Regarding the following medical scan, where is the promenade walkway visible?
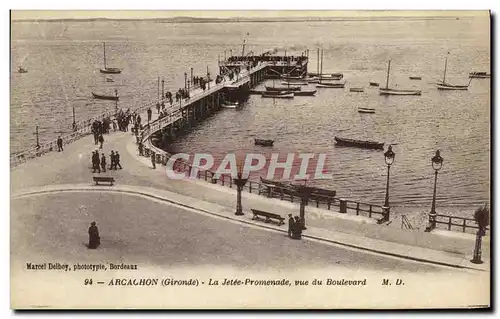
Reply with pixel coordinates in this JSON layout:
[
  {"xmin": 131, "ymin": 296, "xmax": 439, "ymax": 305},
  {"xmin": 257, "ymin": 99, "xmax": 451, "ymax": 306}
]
[
  {"xmin": 11, "ymin": 105, "xmax": 490, "ymax": 272},
  {"xmin": 10, "ymin": 61, "xmax": 489, "ymax": 273}
]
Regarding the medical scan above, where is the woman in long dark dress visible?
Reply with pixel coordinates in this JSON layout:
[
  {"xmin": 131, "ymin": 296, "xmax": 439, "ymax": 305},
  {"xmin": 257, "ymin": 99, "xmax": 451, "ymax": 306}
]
[
  {"xmin": 88, "ymin": 222, "xmax": 100, "ymax": 249},
  {"xmin": 292, "ymin": 216, "xmax": 302, "ymax": 240}
]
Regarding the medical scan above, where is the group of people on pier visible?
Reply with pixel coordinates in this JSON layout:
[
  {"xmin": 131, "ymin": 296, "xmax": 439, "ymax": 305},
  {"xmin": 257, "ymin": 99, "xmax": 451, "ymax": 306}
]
[{"xmin": 91, "ymin": 150, "xmax": 122, "ymax": 173}]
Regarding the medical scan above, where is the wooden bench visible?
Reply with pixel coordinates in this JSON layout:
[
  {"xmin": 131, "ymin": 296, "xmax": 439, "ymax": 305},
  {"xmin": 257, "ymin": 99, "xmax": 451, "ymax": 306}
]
[
  {"xmin": 93, "ymin": 176, "xmax": 115, "ymax": 186},
  {"xmin": 251, "ymin": 209, "xmax": 285, "ymax": 226}
]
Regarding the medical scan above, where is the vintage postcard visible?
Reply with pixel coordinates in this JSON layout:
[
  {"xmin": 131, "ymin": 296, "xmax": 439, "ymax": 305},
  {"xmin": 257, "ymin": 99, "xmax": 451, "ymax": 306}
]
[{"xmin": 10, "ymin": 10, "xmax": 490, "ymax": 309}]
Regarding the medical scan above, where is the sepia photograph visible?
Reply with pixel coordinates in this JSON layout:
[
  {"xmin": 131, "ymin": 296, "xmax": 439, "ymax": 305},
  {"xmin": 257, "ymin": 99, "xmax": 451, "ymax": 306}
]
[{"xmin": 9, "ymin": 9, "xmax": 491, "ymax": 309}]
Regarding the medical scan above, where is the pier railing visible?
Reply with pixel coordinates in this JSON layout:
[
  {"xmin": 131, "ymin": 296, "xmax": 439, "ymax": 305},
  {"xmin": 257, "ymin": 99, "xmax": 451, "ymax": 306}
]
[
  {"xmin": 141, "ymin": 63, "xmax": 268, "ymax": 142},
  {"xmin": 435, "ymin": 214, "xmax": 489, "ymax": 234},
  {"xmin": 139, "ymin": 136, "xmax": 386, "ymax": 221},
  {"xmin": 10, "ymin": 99, "xmax": 159, "ymax": 168}
]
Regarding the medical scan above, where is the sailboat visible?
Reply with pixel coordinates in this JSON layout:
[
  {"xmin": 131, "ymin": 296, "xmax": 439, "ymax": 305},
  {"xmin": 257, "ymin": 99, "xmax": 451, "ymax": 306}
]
[
  {"xmin": 436, "ymin": 54, "xmax": 471, "ymax": 90},
  {"xmin": 99, "ymin": 42, "xmax": 121, "ymax": 74},
  {"xmin": 316, "ymin": 49, "xmax": 345, "ymax": 88},
  {"xmin": 379, "ymin": 60, "xmax": 421, "ymax": 95}
]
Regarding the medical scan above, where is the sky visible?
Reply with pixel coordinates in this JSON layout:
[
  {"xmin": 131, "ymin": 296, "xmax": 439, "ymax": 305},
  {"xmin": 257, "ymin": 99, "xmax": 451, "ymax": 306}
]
[{"xmin": 11, "ymin": 10, "xmax": 489, "ymax": 20}]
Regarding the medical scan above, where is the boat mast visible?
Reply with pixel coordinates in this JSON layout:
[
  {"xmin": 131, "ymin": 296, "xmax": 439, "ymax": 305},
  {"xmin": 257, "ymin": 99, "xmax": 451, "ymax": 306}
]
[
  {"xmin": 385, "ymin": 60, "xmax": 391, "ymax": 89},
  {"xmin": 241, "ymin": 39, "xmax": 246, "ymax": 57},
  {"xmin": 443, "ymin": 53, "xmax": 449, "ymax": 84},
  {"xmin": 103, "ymin": 42, "xmax": 107, "ymax": 70},
  {"xmin": 317, "ymin": 48, "xmax": 320, "ymax": 76},
  {"xmin": 320, "ymin": 49, "xmax": 324, "ymax": 84}
]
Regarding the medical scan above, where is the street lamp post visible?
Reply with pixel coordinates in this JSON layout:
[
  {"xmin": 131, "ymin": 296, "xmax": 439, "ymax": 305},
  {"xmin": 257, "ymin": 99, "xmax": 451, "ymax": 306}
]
[
  {"xmin": 295, "ymin": 186, "xmax": 315, "ymax": 230},
  {"xmin": 114, "ymin": 89, "xmax": 118, "ymax": 113},
  {"xmin": 184, "ymin": 72, "xmax": 187, "ymax": 90},
  {"xmin": 35, "ymin": 125, "xmax": 40, "ymax": 149},
  {"xmin": 380, "ymin": 145, "xmax": 395, "ymax": 223},
  {"xmin": 471, "ymin": 205, "xmax": 489, "ymax": 264},
  {"xmin": 72, "ymin": 106, "xmax": 76, "ymax": 131},
  {"xmin": 161, "ymin": 78, "xmax": 165, "ymax": 101},
  {"xmin": 233, "ymin": 161, "xmax": 248, "ymax": 216},
  {"xmin": 425, "ymin": 150, "xmax": 444, "ymax": 232}
]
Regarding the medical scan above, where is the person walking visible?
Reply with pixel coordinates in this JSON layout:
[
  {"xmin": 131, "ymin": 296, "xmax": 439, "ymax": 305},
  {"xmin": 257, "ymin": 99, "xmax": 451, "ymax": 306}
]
[
  {"xmin": 98, "ymin": 134, "xmax": 104, "ymax": 149},
  {"xmin": 100, "ymin": 153, "xmax": 107, "ymax": 173},
  {"xmin": 109, "ymin": 151, "xmax": 115, "ymax": 170},
  {"xmin": 147, "ymin": 107, "xmax": 152, "ymax": 123},
  {"xmin": 292, "ymin": 216, "xmax": 302, "ymax": 240},
  {"xmin": 57, "ymin": 136, "xmax": 63, "ymax": 152},
  {"xmin": 151, "ymin": 151, "xmax": 156, "ymax": 169},
  {"xmin": 92, "ymin": 151, "xmax": 100, "ymax": 173},
  {"xmin": 115, "ymin": 151, "xmax": 122, "ymax": 169},
  {"xmin": 288, "ymin": 214, "xmax": 294, "ymax": 238},
  {"xmin": 88, "ymin": 221, "xmax": 100, "ymax": 249}
]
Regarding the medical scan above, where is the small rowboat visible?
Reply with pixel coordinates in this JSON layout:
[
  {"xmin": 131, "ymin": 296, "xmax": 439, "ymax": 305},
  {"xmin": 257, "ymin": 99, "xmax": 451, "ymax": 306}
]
[
  {"xmin": 358, "ymin": 107, "xmax": 375, "ymax": 114},
  {"xmin": 409, "ymin": 76, "xmax": 422, "ymax": 80},
  {"xmin": 106, "ymin": 77, "xmax": 114, "ymax": 82},
  {"xmin": 92, "ymin": 92, "xmax": 119, "ymax": 101},
  {"xmin": 334, "ymin": 136, "xmax": 384, "ymax": 150},
  {"xmin": 369, "ymin": 82, "xmax": 379, "ymax": 86},
  {"xmin": 254, "ymin": 139, "xmax": 274, "ymax": 147},
  {"xmin": 265, "ymin": 86, "xmax": 301, "ymax": 92},
  {"xmin": 262, "ymin": 92, "xmax": 294, "ymax": 98},
  {"xmin": 281, "ymin": 81, "xmax": 308, "ymax": 86},
  {"xmin": 469, "ymin": 72, "xmax": 490, "ymax": 79},
  {"xmin": 293, "ymin": 90, "xmax": 316, "ymax": 96},
  {"xmin": 260, "ymin": 177, "xmax": 289, "ymax": 187},
  {"xmin": 222, "ymin": 101, "xmax": 239, "ymax": 108},
  {"xmin": 316, "ymin": 82, "xmax": 345, "ymax": 88},
  {"xmin": 280, "ymin": 75, "xmax": 304, "ymax": 80},
  {"xmin": 350, "ymin": 88, "xmax": 364, "ymax": 92}
]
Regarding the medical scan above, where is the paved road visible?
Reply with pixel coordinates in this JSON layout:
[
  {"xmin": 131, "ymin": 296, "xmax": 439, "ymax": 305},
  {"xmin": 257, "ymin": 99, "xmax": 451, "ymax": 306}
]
[{"xmin": 11, "ymin": 192, "xmax": 447, "ymax": 272}]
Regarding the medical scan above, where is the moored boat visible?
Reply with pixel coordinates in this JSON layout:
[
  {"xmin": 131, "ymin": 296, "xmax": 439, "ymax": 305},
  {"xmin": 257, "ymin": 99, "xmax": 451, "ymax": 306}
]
[
  {"xmin": 379, "ymin": 88, "xmax": 421, "ymax": 95},
  {"xmin": 262, "ymin": 92, "xmax": 294, "ymax": 98},
  {"xmin": 379, "ymin": 61, "xmax": 421, "ymax": 96},
  {"xmin": 260, "ymin": 177, "xmax": 289, "ymax": 187},
  {"xmin": 281, "ymin": 81, "xmax": 308, "ymax": 86},
  {"xmin": 106, "ymin": 77, "xmax": 114, "ymax": 82},
  {"xmin": 435, "ymin": 53, "xmax": 471, "ymax": 90},
  {"xmin": 436, "ymin": 82, "xmax": 470, "ymax": 90},
  {"xmin": 316, "ymin": 82, "xmax": 345, "ymax": 88},
  {"xmin": 280, "ymin": 74, "xmax": 305, "ymax": 80},
  {"xmin": 222, "ymin": 101, "xmax": 240, "ymax": 108},
  {"xmin": 254, "ymin": 139, "xmax": 274, "ymax": 147},
  {"xmin": 293, "ymin": 90, "xmax": 317, "ymax": 96},
  {"xmin": 409, "ymin": 76, "xmax": 422, "ymax": 80},
  {"xmin": 334, "ymin": 136, "xmax": 384, "ymax": 150},
  {"xmin": 369, "ymin": 82, "xmax": 379, "ymax": 86},
  {"xmin": 92, "ymin": 91, "xmax": 119, "ymax": 101},
  {"xmin": 469, "ymin": 72, "xmax": 491, "ymax": 78},
  {"xmin": 99, "ymin": 42, "xmax": 122, "ymax": 74},
  {"xmin": 18, "ymin": 67, "xmax": 28, "ymax": 73},
  {"xmin": 350, "ymin": 88, "xmax": 364, "ymax": 92},
  {"xmin": 358, "ymin": 107, "xmax": 375, "ymax": 114},
  {"xmin": 265, "ymin": 86, "xmax": 301, "ymax": 92}
]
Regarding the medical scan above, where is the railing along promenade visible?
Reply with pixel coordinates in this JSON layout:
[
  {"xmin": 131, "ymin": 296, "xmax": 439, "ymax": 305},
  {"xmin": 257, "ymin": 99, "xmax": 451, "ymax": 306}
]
[
  {"xmin": 10, "ymin": 99, "xmax": 162, "ymax": 168},
  {"xmin": 137, "ymin": 62, "xmax": 387, "ymax": 222}
]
